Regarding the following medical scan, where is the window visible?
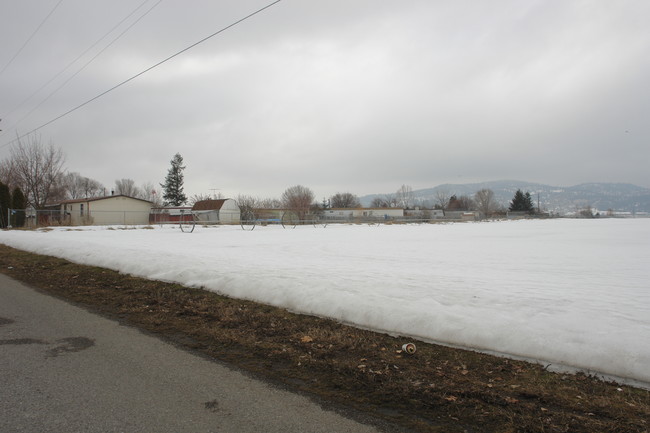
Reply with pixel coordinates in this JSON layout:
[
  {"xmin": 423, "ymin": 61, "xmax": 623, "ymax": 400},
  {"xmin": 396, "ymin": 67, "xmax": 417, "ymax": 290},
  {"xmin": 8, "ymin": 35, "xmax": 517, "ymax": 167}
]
[{"xmin": 80, "ymin": 204, "xmax": 84, "ymax": 216}]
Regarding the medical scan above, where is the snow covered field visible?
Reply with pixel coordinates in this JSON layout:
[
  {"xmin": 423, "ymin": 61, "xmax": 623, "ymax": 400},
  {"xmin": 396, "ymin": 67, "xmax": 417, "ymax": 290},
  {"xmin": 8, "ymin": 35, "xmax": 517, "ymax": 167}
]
[{"xmin": 1, "ymin": 218, "xmax": 649, "ymax": 386}]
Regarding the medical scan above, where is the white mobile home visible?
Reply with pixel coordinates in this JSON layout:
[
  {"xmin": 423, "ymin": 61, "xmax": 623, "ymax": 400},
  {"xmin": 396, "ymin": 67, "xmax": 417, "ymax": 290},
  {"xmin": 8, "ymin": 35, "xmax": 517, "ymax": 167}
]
[{"xmin": 323, "ymin": 207, "xmax": 404, "ymax": 221}]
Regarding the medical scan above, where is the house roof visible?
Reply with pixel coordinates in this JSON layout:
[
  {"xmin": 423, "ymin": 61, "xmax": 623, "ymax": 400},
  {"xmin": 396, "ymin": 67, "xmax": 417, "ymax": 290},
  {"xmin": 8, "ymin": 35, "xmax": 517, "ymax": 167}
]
[
  {"xmin": 60, "ymin": 195, "xmax": 153, "ymax": 205},
  {"xmin": 192, "ymin": 199, "xmax": 230, "ymax": 211}
]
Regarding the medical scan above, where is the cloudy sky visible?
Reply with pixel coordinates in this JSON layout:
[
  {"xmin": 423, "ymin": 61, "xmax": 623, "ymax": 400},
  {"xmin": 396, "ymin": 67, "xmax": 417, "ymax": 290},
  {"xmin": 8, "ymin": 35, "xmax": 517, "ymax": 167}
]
[{"xmin": 1, "ymin": 0, "xmax": 649, "ymax": 201}]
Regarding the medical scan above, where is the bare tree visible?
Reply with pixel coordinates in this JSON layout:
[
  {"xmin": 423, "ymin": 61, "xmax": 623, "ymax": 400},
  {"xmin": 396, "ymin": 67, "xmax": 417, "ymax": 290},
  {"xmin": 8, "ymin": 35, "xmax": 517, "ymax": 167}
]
[
  {"xmin": 370, "ymin": 197, "xmax": 387, "ymax": 208},
  {"xmin": 231, "ymin": 194, "xmax": 258, "ymax": 220},
  {"xmin": 330, "ymin": 192, "xmax": 360, "ymax": 208},
  {"xmin": 435, "ymin": 188, "xmax": 452, "ymax": 211},
  {"xmin": 81, "ymin": 176, "xmax": 104, "ymax": 199},
  {"xmin": 395, "ymin": 184, "xmax": 414, "ymax": 209},
  {"xmin": 140, "ymin": 181, "xmax": 162, "ymax": 206},
  {"xmin": 281, "ymin": 185, "xmax": 315, "ymax": 221},
  {"xmin": 235, "ymin": 194, "xmax": 259, "ymax": 209},
  {"xmin": 114, "ymin": 178, "xmax": 141, "ymax": 197},
  {"xmin": 62, "ymin": 172, "xmax": 104, "ymax": 200},
  {"xmin": 448, "ymin": 194, "xmax": 474, "ymax": 211},
  {"xmin": 4, "ymin": 135, "xmax": 65, "ymax": 208},
  {"xmin": 474, "ymin": 188, "xmax": 496, "ymax": 219},
  {"xmin": 259, "ymin": 197, "xmax": 282, "ymax": 209},
  {"xmin": 62, "ymin": 173, "xmax": 83, "ymax": 199},
  {"xmin": 577, "ymin": 203, "xmax": 595, "ymax": 218},
  {"xmin": 370, "ymin": 194, "xmax": 397, "ymax": 208}
]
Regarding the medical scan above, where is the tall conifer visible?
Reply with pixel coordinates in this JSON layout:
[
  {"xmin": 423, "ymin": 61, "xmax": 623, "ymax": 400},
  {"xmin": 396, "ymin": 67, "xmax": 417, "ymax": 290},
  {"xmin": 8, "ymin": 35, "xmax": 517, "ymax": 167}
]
[
  {"xmin": 161, "ymin": 153, "xmax": 187, "ymax": 206},
  {"xmin": 509, "ymin": 189, "xmax": 534, "ymax": 213},
  {"xmin": 11, "ymin": 187, "xmax": 27, "ymax": 227}
]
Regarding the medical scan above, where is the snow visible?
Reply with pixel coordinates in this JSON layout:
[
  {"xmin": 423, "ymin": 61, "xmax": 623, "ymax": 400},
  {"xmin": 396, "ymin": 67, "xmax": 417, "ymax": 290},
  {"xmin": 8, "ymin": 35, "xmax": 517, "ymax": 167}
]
[{"xmin": 2, "ymin": 219, "xmax": 649, "ymax": 387}]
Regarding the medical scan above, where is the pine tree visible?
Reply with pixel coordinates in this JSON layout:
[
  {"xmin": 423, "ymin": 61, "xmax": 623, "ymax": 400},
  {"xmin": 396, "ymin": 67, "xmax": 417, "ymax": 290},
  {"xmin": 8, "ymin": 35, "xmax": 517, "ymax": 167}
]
[
  {"xmin": 160, "ymin": 153, "xmax": 187, "ymax": 206},
  {"xmin": 11, "ymin": 187, "xmax": 27, "ymax": 227},
  {"xmin": 509, "ymin": 189, "xmax": 535, "ymax": 213},
  {"xmin": 524, "ymin": 192, "xmax": 535, "ymax": 213},
  {"xmin": 0, "ymin": 181, "xmax": 11, "ymax": 228}
]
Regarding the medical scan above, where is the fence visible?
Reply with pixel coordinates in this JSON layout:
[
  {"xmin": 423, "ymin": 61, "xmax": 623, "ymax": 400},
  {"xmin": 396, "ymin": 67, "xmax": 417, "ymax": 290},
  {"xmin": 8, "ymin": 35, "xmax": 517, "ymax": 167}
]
[
  {"xmin": 3, "ymin": 208, "xmax": 536, "ymax": 230},
  {"xmin": 149, "ymin": 209, "xmax": 197, "ymax": 226},
  {"xmin": 4, "ymin": 209, "xmax": 152, "ymax": 228}
]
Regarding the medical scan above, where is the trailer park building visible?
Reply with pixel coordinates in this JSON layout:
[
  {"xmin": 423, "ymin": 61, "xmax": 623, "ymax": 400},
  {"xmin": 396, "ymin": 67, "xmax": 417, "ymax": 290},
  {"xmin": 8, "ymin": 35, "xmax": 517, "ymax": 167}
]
[
  {"xmin": 322, "ymin": 207, "xmax": 405, "ymax": 221},
  {"xmin": 61, "ymin": 195, "xmax": 153, "ymax": 225}
]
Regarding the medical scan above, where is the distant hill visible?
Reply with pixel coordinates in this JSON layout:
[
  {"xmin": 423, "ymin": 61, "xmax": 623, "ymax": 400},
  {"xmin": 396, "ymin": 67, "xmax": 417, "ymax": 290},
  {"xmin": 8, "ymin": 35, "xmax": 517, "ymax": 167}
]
[{"xmin": 359, "ymin": 181, "xmax": 650, "ymax": 215}]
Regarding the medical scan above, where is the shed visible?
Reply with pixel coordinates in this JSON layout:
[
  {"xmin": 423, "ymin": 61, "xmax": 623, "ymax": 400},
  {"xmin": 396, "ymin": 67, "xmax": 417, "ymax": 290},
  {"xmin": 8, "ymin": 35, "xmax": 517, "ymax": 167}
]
[
  {"xmin": 192, "ymin": 199, "xmax": 240, "ymax": 224},
  {"xmin": 60, "ymin": 195, "xmax": 153, "ymax": 225}
]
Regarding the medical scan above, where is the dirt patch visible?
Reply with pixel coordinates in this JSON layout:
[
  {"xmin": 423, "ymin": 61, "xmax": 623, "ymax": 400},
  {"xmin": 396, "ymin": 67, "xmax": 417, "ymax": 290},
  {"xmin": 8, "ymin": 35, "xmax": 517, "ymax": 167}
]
[
  {"xmin": 1, "ymin": 244, "xmax": 648, "ymax": 432},
  {"xmin": 45, "ymin": 337, "xmax": 95, "ymax": 357},
  {"xmin": 0, "ymin": 317, "xmax": 15, "ymax": 326}
]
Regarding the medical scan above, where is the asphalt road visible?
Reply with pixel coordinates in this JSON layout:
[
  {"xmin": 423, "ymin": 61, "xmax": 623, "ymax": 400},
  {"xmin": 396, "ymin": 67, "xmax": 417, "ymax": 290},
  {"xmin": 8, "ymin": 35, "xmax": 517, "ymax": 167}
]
[{"xmin": 0, "ymin": 273, "xmax": 382, "ymax": 433}]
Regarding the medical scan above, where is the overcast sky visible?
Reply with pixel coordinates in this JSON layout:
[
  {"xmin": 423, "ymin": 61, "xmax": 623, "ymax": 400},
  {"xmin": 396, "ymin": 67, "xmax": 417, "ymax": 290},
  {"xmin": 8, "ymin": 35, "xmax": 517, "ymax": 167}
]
[{"xmin": 1, "ymin": 0, "xmax": 649, "ymax": 201}]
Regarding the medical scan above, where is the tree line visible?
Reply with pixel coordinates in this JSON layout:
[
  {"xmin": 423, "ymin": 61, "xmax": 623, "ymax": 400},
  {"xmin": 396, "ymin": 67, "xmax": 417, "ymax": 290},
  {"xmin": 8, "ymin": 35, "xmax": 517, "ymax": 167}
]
[
  {"xmin": 0, "ymin": 180, "xmax": 26, "ymax": 228},
  {"xmin": 0, "ymin": 135, "xmax": 169, "ymax": 210},
  {"xmin": 1, "ymin": 135, "xmax": 537, "ymax": 223},
  {"xmin": 235, "ymin": 184, "xmax": 537, "ymax": 222}
]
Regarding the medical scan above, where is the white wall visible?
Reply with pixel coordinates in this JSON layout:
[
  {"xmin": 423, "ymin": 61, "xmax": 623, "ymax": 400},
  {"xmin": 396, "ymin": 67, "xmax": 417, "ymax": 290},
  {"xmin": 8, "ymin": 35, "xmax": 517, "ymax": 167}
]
[
  {"xmin": 217, "ymin": 199, "xmax": 241, "ymax": 224},
  {"xmin": 323, "ymin": 208, "xmax": 404, "ymax": 220}
]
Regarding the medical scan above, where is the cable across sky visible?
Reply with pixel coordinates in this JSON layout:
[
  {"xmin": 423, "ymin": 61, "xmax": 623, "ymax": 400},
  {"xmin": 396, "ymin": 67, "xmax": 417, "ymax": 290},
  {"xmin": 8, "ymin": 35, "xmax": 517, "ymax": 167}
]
[
  {"xmin": 0, "ymin": 0, "xmax": 65, "ymax": 78},
  {"xmin": 1, "ymin": 0, "xmax": 161, "ymax": 125},
  {"xmin": 1, "ymin": 0, "xmax": 282, "ymax": 149}
]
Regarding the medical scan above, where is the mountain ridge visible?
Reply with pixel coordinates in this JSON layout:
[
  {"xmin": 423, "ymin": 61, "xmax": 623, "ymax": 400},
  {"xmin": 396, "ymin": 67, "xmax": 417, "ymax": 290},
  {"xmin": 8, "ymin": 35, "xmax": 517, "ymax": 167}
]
[{"xmin": 359, "ymin": 181, "xmax": 650, "ymax": 214}]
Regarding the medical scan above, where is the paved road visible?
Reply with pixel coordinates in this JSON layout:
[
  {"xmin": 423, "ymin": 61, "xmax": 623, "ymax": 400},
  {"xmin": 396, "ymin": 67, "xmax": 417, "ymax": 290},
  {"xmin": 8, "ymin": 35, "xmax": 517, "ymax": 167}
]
[{"xmin": 0, "ymin": 274, "xmax": 382, "ymax": 433}]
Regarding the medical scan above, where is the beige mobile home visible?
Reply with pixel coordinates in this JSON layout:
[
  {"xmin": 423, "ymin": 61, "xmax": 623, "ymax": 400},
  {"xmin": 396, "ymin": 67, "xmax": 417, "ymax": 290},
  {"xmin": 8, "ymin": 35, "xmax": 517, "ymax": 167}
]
[{"xmin": 61, "ymin": 195, "xmax": 153, "ymax": 225}]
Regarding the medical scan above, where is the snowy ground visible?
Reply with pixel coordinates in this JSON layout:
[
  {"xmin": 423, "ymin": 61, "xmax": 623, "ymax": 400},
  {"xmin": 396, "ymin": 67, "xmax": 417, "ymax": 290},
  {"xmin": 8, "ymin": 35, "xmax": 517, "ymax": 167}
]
[{"xmin": 1, "ymin": 218, "xmax": 649, "ymax": 386}]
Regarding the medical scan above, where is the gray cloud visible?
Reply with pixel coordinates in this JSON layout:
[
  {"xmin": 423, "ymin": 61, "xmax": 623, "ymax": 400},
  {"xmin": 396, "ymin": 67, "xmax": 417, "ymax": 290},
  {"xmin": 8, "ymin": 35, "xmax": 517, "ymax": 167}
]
[{"xmin": 1, "ymin": 0, "xmax": 648, "ymax": 201}]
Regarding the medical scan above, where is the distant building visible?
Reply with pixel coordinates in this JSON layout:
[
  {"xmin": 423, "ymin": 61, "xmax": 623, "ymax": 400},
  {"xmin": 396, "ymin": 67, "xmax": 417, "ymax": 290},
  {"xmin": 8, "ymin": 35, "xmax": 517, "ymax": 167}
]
[
  {"xmin": 192, "ymin": 199, "xmax": 240, "ymax": 224},
  {"xmin": 404, "ymin": 209, "xmax": 445, "ymax": 219},
  {"xmin": 506, "ymin": 211, "xmax": 531, "ymax": 219},
  {"xmin": 322, "ymin": 208, "xmax": 404, "ymax": 221},
  {"xmin": 444, "ymin": 211, "xmax": 480, "ymax": 221},
  {"xmin": 61, "ymin": 195, "xmax": 153, "ymax": 225},
  {"xmin": 149, "ymin": 206, "xmax": 193, "ymax": 224}
]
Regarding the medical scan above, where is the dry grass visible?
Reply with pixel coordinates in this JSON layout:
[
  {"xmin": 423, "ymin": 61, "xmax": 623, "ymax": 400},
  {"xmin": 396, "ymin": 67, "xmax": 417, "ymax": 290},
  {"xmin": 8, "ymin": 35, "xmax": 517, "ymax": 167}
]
[{"xmin": 0, "ymin": 243, "xmax": 648, "ymax": 432}]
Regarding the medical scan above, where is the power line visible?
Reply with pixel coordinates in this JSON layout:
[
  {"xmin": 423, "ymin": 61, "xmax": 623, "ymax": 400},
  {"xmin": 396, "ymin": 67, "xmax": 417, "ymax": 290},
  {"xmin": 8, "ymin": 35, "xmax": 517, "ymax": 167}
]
[
  {"xmin": 1, "ymin": 0, "xmax": 282, "ymax": 149},
  {"xmin": 0, "ymin": 0, "xmax": 65, "ymax": 77},
  {"xmin": 1, "ymin": 0, "xmax": 157, "ymax": 122},
  {"xmin": 6, "ymin": 0, "xmax": 163, "ymax": 132}
]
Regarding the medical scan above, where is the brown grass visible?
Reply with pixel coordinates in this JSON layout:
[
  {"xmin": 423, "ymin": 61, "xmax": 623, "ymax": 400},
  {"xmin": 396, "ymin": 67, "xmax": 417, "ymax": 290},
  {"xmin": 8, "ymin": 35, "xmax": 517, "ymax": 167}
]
[{"xmin": 0, "ymin": 243, "xmax": 648, "ymax": 432}]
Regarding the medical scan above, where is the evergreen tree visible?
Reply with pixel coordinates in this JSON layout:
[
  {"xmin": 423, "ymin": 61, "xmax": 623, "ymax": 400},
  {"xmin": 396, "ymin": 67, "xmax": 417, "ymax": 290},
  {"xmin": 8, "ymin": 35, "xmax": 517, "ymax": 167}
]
[
  {"xmin": 509, "ymin": 189, "xmax": 535, "ymax": 213},
  {"xmin": 0, "ymin": 181, "xmax": 10, "ymax": 228},
  {"xmin": 11, "ymin": 187, "xmax": 27, "ymax": 227},
  {"xmin": 161, "ymin": 153, "xmax": 187, "ymax": 206}
]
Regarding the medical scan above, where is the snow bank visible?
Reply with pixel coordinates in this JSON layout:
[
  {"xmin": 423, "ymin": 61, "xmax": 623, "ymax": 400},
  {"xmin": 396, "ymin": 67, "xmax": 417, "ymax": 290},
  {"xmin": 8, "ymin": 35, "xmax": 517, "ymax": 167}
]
[{"xmin": 2, "ymin": 219, "xmax": 649, "ymax": 385}]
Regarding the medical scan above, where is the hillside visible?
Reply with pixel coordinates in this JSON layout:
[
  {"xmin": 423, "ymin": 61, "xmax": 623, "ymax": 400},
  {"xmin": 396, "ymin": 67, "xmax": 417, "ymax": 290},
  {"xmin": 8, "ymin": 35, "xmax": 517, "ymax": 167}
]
[{"xmin": 360, "ymin": 181, "xmax": 650, "ymax": 214}]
